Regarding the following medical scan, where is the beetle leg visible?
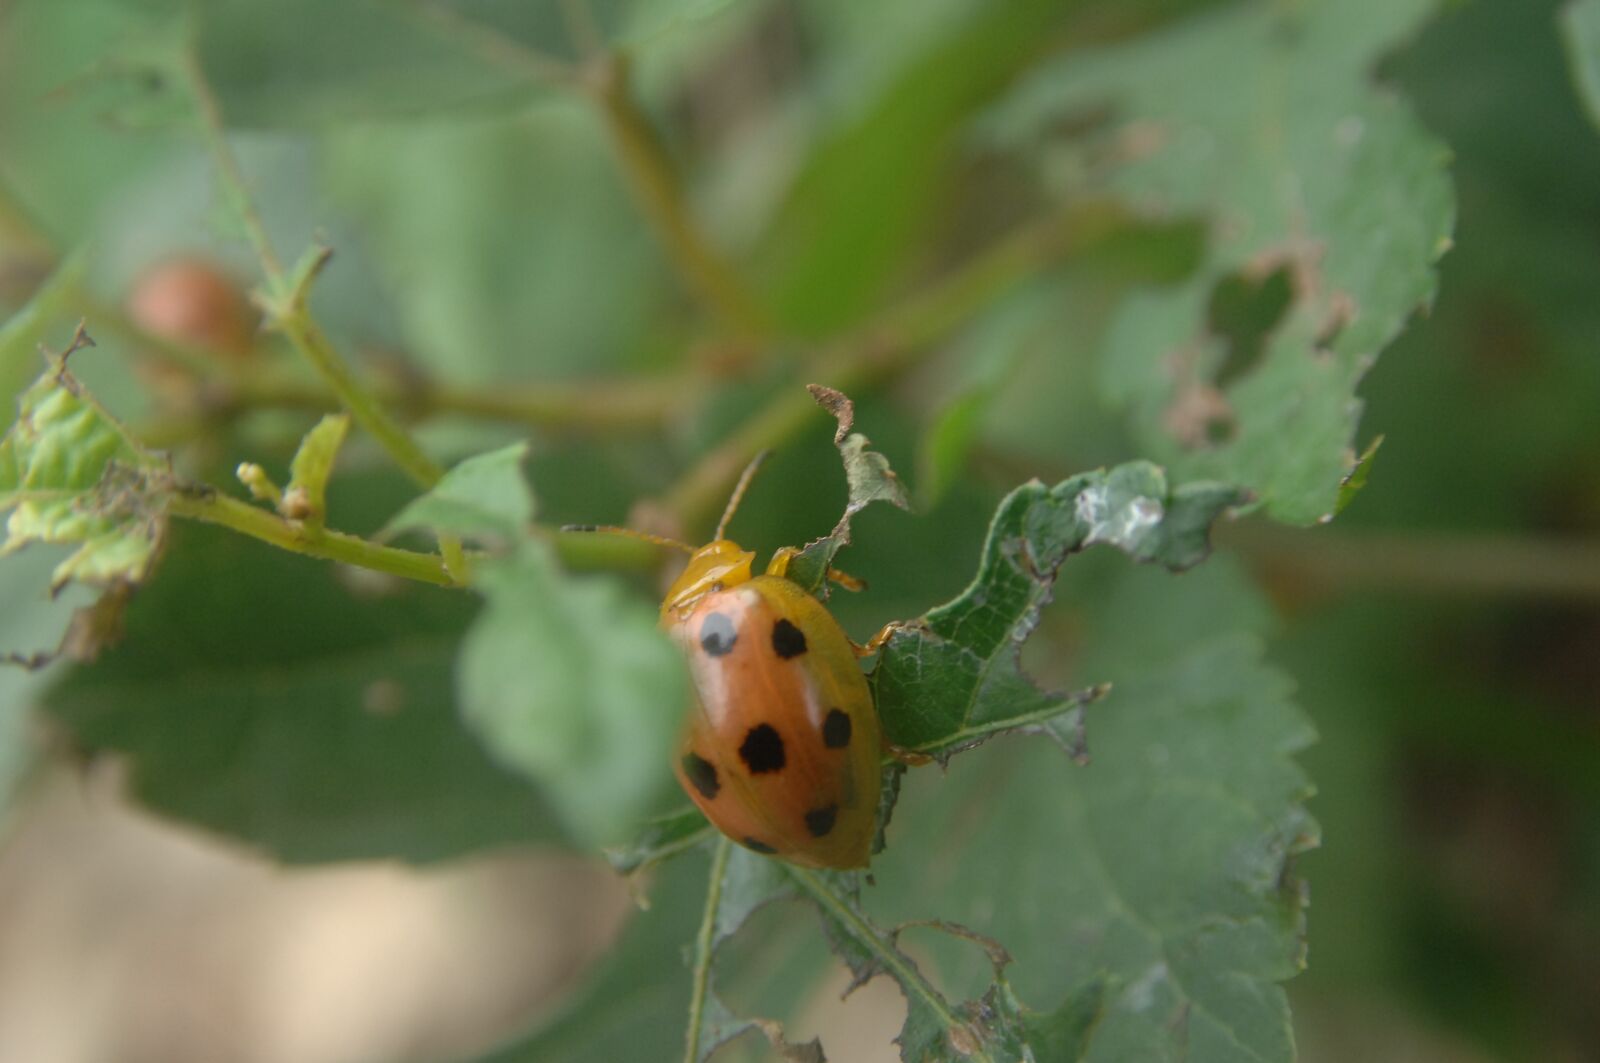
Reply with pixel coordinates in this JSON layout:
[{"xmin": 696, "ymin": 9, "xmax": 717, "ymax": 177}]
[
  {"xmin": 827, "ymin": 567, "xmax": 866, "ymax": 592},
  {"xmin": 849, "ymin": 621, "xmax": 902, "ymax": 658},
  {"xmin": 884, "ymin": 741, "xmax": 932, "ymax": 767}
]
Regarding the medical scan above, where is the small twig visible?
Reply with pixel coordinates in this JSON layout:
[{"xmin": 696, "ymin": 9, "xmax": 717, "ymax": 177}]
[
  {"xmin": 178, "ymin": 47, "xmax": 284, "ymax": 282},
  {"xmin": 229, "ymin": 369, "xmax": 692, "ymax": 434},
  {"xmin": 560, "ymin": 0, "xmax": 605, "ymax": 59},
  {"xmin": 786, "ymin": 866, "xmax": 990, "ymax": 1063},
  {"xmin": 179, "ymin": 42, "xmax": 445, "ymax": 488},
  {"xmin": 403, "ymin": 0, "xmax": 578, "ymax": 87},
  {"xmin": 402, "ymin": 0, "xmax": 763, "ymax": 336},
  {"xmin": 0, "ymin": 250, "xmax": 89, "ymax": 406},
  {"xmin": 168, "ymin": 490, "xmax": 459, "ymax": 586},
  {"xmin": 586, "ymin": 56, "xmax": 767, "ymax": 337},
  {"xmin": 1224, "ymin": 522, "xmax": 1600, "ymax": 602},
  {"xmin": 683, "ymin": 836, "xmax": 732, "ymax": 1063}
]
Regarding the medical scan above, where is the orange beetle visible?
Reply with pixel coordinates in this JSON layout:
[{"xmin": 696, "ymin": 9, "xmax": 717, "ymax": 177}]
[{"xmin": 571, "ymin": 456, "xmax": 887, "ymax": 868}]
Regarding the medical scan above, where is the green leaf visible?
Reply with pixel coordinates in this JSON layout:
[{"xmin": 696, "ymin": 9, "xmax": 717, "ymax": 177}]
[
  {"xmin": 44, "ymin": 520, "xmax": 558, "ymax": 862},
  {"xmin": 182, "ymin": 0, "xmax": 746, "ymax": 129},
  {"xmin": 392, "ymin": 442, "xmax": 686, "ymax": 848},
  {"xmin": 784, "ymin": 385, "xmax": 911, "ymax": 596},
  {"xmin": 872, "ymin": 462, "xmax": 1245, "ymax": 762},
  {"xmin": 604, "ymin": 805, "xmax": 712, "ymax": 875},
  {"xmin": 1334, "ymin": 434, "xmax": 1382, "ymax": 515},
  {"xmin": 698, "ymin": 851, "xmax": 1094, "ymax": 1063},
  {"xmin": 917, "ymin": 389, "xmax": 989, "ymax": 512},
  {"xmin": 322, "ymin": 104, "xmax": 663, "ymax": 383},
  {"xmin": 0, "ymin": 343, "xmax": 171, "ymax": 595},
  {"xmin": 676, "ymin": 841, "xmax": 827, "ymax": 1062},
  {"xmin": 387, "ymin": 441, "xmax": 533, "ymax": 543},
  {"xmin": 283, "ymin": 412, "xmax": 348, "ymax": 525},
  {"xmin": 0, "ymin": 546, "xmax": 82, "ymax": 826},
  {"xmin": 986, "ymin": 0, "xmax": 1454, "ymax": 524},
  {"xmin": 871, "ymin": 560, "xmax": 1315, "ymax": 1063},
  {"xmin": 1021, "ymin": 980, "xmax": 1110, "ymax": 1061},
  {"xmin": 1563, "ymin": 0, "xmax": 1600, "ymax": 130},
  {"xmin": 0, "ymin": 251, "xmax": 86, "ymax": 417},
  {"xmin": 457, "ymin": 542, "xmax": 687, "ymax": 848}
]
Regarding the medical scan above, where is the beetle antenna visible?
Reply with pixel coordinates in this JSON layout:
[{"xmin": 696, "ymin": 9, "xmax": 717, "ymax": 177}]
[
  {"xmin": 560, "ymin": 525, "xmax": 695, "ymax": 554},
  {"xmin": 715, "ymin": 450, "xmax": 771, "ymax": 541}
]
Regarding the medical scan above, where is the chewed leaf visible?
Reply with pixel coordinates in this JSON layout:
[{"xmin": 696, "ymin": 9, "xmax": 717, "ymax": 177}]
[
  {"xmin": 872, "ymin": 563, "xmax": 1317, "ymax": 1062},
  {"xmin": 604, "ymin": 805, "xmax": 713, "ymax": 875},
  {"xmin": 0, "ymin": 337, "xmax": 172, "ymax": 600},
  {"xmin": 872, "ymin": 462, "xmax": 1245, "ymax": 762},
  {"xmin": 984, "ymin": 0, "xmax": 1453, "ymax": 524},
  {"xmin": 692, "ymin": 845, "xmax": 1044, "ymax": 1063},
  {"xmin": 786, "ymin": 385, "xmax": 911, "ymax": 595},
  {"xmin": 766, "ymin": 863, "xmax": 1101, "ymax": 1063},
  {"xmin": 693, "ymin": 990, "xmax": 825, "ymax": 1063},
  {"xmin": 386, "ymin": 442, "xmax": 533, "ymax": 545}
]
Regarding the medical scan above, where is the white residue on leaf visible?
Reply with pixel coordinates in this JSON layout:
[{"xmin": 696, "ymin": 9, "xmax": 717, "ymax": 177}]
[
  {"xmin": 1077, "ymin": 485, "xmax": 1165, "ymax": 548},
  {"xmin": 1125, "ymin": 961, "xmax": 1170, "ymax": 1012}
]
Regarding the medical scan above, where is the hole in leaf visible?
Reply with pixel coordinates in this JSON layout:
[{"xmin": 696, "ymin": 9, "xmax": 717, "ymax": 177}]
[{"xmin": 1206, "ymin": 264, "xmax": 1293, "ymax": 388}]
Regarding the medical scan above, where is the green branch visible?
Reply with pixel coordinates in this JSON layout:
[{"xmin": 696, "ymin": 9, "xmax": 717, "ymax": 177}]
[
  {"xmin": 587, "ymin": 56, "xmax": 767, "ymax": 337},
  {"xmin": 1225, "ymin": 523, "xmax": 1600, "ymax": 602},
  {"xmin": 178, "ymin": 43, "xmax": 444, "ymax": 490},
  {"xmin": 398, "ymin": 2, "xmax": 763, "ymax": 336},
  {"xmin": 786, "ymin": 866, "xmax": 989, "ymax": 1063},
  {"xmin": 219, "ymin": 368, "xmax": 690, "ymax": 435},
  {"xmin": 683, "ymin": 836, "xmax": 731, "ymax": 1063},
  {"xmin": 168, "ymin": 490, "xmax": 458, "ymax": 587}
]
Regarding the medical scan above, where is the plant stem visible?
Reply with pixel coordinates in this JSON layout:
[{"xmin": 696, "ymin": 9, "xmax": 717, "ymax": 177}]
[
  {"xmin": 683, "ymin": 836, "xmax": 731, "ymax": 1063},
  {"xmin": 588, "ymin": 57, "xmax": 767, "ymax": 337},
  {"xmin": 661, "ymin": 201, "xmax": 1126, "ymax": 530},
  {"xmin": 786, "ymin": 866, "xmax": 989, "ymax": 1063},
  {"xmin": 1224, "ymin": 523, "xmax": 1600, "ymax": 602},
  {"xmin": 403, "ymin": 0, "xmax": 577, "ymax": 87},
  {"xmin": 221, "ymin": 368, "xmax": 690, "ymax": 434},
  {"xmin": 179, "ymin": 44, "xmax": 444, "ymax": 489},
  {"xmin": 179, "ymin": 48, "xmax": 284, "ymax": 282},
  {"xmin": 271, "ymin": 298, "xmax": 445, "ymax": 487},
  {"xmin": 0, "ymin": 251, "xmax": 88, "ymax": 411},
  {"xmin": 168, "ymin": 491, "xmax": 459, "ymax": 586},
  {"xmin": 398, "ymin": 2, "xmax": 763, "ymax": 336}
]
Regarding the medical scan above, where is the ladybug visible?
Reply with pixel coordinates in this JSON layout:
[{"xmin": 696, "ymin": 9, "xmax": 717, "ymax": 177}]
[{"xmin": 569, "ymin": 455, "xmax": 892, "ymax": 868}]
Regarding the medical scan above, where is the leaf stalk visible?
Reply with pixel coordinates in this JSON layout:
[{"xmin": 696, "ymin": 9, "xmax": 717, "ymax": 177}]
[
  {"xmin": 683, "ymin": 836, "xmax": 732, "ymax": 1062},
  {"xmin": 168, "ymin": 491, "xmax": 459, "ymax": 587}
]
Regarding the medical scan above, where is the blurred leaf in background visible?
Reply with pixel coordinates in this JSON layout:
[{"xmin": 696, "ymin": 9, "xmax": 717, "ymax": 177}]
[{"xmin": 984, "ymin": 0, "xmax": 1454, "ymax": 525}]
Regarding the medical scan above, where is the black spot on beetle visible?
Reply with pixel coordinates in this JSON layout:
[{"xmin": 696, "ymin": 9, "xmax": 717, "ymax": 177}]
[
  {"xmin": 739, "ymin": 723, "xmax": 786, "ymax": 773},
  {"xmin": 681, "ymin": 752, "xmax": 719, "ymax": 800},
  {"xmin": 742, "ymin": 837, "xmax": 777, "ymax": 854},
  {"xmin": 771, "ymin": 618, "xmax": 807, "ymax": 659},
  {"xmin": 700, "ymin": 612, "xmax": 737, "ymax": 656},
  {"xmin": 822, "ymin": 709, "xmax": 852, "ymax": 749},
  {"xmin": 805, "ymin": 804, "xmax": 838, "ymax": 838}
]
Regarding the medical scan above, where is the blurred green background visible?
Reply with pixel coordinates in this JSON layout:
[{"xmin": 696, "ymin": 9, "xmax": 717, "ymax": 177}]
[{"xmin": 2, "ymin": 0, "xmax": 1598, "ymax": 1060}]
